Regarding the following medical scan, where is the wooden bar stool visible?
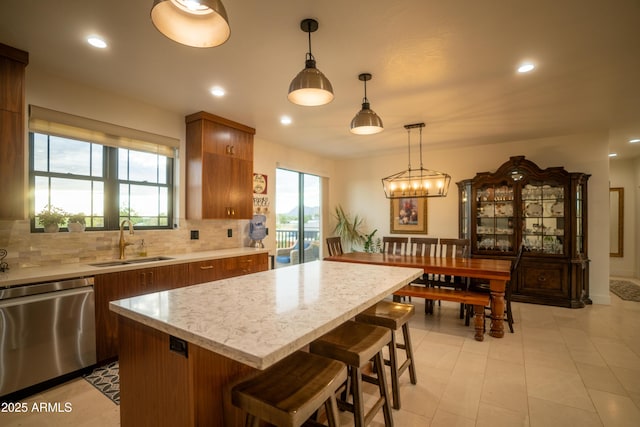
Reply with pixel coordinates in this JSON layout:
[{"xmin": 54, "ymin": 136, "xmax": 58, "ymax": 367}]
[
  {"xmin": 355, "ymin": 301, "xmax": 417, "ymax": 410},
  {"xmin": 231, "ymin": 351, "xmax": 347, "ymax": 427},
  {"xmin": 310, "ymin": 320, "xmax": 394, "ymax": 427}
]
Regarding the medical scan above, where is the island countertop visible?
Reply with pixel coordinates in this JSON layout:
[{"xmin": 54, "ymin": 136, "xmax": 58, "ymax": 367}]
[{"xmin": 110, "ymin": 260, "xmax": 422, "ymax": 369}]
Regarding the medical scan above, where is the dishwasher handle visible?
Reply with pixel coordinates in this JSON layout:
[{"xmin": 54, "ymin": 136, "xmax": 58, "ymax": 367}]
[
  {"xmin": 0, "ymin": 277, "xmax": 94, "ymax": 301},
  {"xmin": 0, "ymin": 285, "xmax": 94, "ymax": 309}
]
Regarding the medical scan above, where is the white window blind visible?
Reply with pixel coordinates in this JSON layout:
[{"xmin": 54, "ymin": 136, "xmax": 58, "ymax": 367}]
[{"xmin": 29, "ymin": 105, "xmax": 179, "ymax": 158}]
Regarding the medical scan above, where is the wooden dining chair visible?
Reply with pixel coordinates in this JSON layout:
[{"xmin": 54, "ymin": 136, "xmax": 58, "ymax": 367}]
[
  {"xmin": 408, "ymin": 237, "xmax": 439, "ymax": 312},
  {"xmin": 382, "ymin": 236, "xmax": 408, "ymax": 255},
  {"xmin": 430, "ymin": 238, "xmax": 470, "ymax": 318},
  {"xmin": 466, "ymin": 242, "xmax": 524, "ymax": 332},
  {"xmin": 326, "ymin": 236, "xmax": 344, "ymax": 257}
]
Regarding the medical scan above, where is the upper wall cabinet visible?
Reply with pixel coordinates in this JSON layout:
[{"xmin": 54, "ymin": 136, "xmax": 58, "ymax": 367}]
[
  {"xmin": 185, "ymin": 111, "xmax": 255, "ymax": 220},
  {"xmin": 0, "ymin": 43, "xmax": 28, "ymax": 220},
  {"xmin": 458, "ymin": 156, "xmax": 590, "ymax": 308}
]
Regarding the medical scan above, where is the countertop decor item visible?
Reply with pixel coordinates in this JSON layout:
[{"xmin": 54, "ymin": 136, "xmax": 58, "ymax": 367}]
[
  {"xmin": 150, "ymin": 0, "xmax": 230, "ymax": 48},
  {"xmin": 350, "ymin": 73, "xmax": 383, "ymax": 135},
  {"xmin": 36, "ymin": 205, "xmax": 67, "ymax": 232},
  {"xmin": 288, "ymin": 18, "xmax": 334, "ymax": 106},
  {"xmin": 67, "ymin": 212, "xmax": 86, "ymax": 232},
  {"xmin": 382, "ymin": 123, "xmax": 451, "ymax": 198}
]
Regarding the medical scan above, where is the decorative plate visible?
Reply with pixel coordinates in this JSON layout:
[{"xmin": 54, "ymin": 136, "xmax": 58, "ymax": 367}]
[
  {"xmin": 550, "ymin": 201, "xmax": 564, "ymax": 216},
  {"xmin": 525, "ymin": 202, "xmax": 542, "ymax": 216}
]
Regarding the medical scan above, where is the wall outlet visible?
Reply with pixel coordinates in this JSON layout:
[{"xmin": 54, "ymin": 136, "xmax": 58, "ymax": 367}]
[
  {"xmin": 227, "ymin": 229, "xmax": 232, "ymax": 238},
  {"xmin": 190, "ymin": 230, "xmax": 199, "ymax": 240}
]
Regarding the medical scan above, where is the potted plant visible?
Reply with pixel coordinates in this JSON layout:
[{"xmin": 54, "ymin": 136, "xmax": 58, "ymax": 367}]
[
  {"xmin": 67, "ymin": 213, "xmax": 87, "ymax": 232},
  {"xmin": 36, "ymin": 205, "xmax": 67, "ymax": 233},
  {"xmin": 332, "ymin": 205, "xmax": 366, "ymax": 251}
]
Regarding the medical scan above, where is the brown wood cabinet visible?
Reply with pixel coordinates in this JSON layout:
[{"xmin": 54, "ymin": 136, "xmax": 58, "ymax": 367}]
[
  {"xmin": 95, "ymin": 253, "xmax": 269, "ymax": 363},
  {"xmin": 458, "ymin": 156, "xmax": 590, "ymax": 308},
  {"xmin": 0, "ymin": 43, "xmax": 28, "ymax": 220},
  {"xmin": 185, "ymin": 111, "xmax": 255, "ymax": 219},
  {"xmin": 216, "ymin": 253, "xmax": 268, "ymax": 279},
  {"xmin": 95, "ymin": 263, "xmax": 189, "ymax": 362}
]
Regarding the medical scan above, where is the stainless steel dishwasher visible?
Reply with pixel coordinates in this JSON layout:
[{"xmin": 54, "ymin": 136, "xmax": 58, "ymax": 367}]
[{"xmin": 0, "ymin": 277, "xmax": 96, "ymax": 397}]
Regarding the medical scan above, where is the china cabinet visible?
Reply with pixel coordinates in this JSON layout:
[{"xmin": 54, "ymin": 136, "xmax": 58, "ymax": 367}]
[
  {"xmin": 458, "ymin": 156, "xmax": 590, "ymax": 308},
  {"xmin": 185, "ymin": 111, "xmax": 255, "ymax": 219}
]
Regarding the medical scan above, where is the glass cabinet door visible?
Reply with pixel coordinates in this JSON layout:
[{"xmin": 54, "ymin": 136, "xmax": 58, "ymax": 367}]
[
  {"xmin": 475, "ymin": 184, "xmax": 514, "ymax": 252},
  {"xmin": 576, "ymin": 183, "xmax": 584, "ymax": 255},
  {"xmin": 521, "ymin": 183, "xmax": 564, "ymax": 254}
]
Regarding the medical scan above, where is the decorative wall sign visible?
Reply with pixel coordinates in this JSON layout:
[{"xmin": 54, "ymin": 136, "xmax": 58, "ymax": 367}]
[
  {"xmin": 253, "ymin": 173, "xmax": 267, "ymax": 194},
  {"xmin": 390, "ymin": 197, "xmax": 427, "ymax": 234}
]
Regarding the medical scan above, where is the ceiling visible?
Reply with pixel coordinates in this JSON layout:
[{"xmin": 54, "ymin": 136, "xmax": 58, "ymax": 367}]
[{"xmin": 1, "ymin": 0, "xmax": 639, "ymax": 160}]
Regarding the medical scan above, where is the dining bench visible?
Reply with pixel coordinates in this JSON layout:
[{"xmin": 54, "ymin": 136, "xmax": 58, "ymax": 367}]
[{"xmin": 393, "ymin": 285, "xmax": 490, "ymax": 341}]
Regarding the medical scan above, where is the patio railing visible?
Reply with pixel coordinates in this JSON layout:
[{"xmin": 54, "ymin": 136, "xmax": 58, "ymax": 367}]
[{"xmin": 276, "ymin": 228, "xmax": 320, "ymax": 248}]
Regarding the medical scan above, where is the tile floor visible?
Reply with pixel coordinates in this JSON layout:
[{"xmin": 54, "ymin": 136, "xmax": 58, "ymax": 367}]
[{"xmin": 3, "ymin": 278, "xmax": 640, "ymax": 426}]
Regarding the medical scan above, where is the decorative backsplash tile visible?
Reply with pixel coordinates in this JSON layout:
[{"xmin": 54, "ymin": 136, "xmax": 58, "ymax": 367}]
[{"xmin": 0, "ymin": 219, "xmax": 250, "ymax": 270}]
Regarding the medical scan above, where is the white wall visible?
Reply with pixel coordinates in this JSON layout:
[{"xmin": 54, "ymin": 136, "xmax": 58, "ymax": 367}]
[
  {"xmin": 331, "ymin": 132, "xmax": 611, "ymax": 305},
  {"xmin": 609, "ymin": 158, "xmax": 637, "ymax": 277}
]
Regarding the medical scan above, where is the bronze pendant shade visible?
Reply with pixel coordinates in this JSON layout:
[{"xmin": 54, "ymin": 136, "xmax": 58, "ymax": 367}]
[
  {"xmin": 288, "ymin": 19, "xmax": 334, "ymax": 106},
  {"xmin": 151, "ymin": 0, "xmax": 230, "ymax": 48}
]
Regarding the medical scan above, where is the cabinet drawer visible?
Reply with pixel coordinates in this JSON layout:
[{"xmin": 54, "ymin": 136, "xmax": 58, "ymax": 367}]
[
  {"xmin": 188, "ymin": 260, "xmax": 218, "ymax": 285},
  {"xmin": 518, "ymin": 261, "xmax": 568, "ymax": 297}
]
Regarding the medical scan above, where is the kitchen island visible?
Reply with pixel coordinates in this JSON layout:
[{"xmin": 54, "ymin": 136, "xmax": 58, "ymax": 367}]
[{"xmin": 110, "ymin": 260, "xmax": 422, "ymax": 427}]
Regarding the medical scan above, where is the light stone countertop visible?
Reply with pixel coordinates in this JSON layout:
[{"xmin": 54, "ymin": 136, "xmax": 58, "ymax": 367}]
[
  {"xmin": 0, "ymin": 248, "xmax": 269, "ymax": 288},
  {"xmin": 109, "ymin": 260, "xmax": 423, "ymax": 369}
]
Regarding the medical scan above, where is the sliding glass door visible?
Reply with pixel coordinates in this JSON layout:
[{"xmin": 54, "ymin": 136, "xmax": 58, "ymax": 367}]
[{"xmin": 275, "ymin": 169, "xmax": 321, "ymax": 268}]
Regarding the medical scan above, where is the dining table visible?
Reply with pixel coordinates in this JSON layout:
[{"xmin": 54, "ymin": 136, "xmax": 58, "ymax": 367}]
[{"xmin": 324, "ymin": 252, "xmax": 512, "ymax": 338}]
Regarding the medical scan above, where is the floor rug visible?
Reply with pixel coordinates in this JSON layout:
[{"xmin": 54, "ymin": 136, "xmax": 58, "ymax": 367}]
[
  {"xmin": 83, "ymin": 361, "xmax": 120, "ymax": 405},
  {"xmin": 610, "ymin": 280, "xmax": 640, "ymax": 302}
]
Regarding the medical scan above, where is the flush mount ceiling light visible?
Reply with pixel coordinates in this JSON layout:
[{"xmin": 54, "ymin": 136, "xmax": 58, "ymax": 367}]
[
  {"xmin": 382, "ymin": 123, "xmax": 451, "ymax": 199},
  {"xmin": 350, "ymin": 73, "xmax": 383, "ymax": 135},
  {"xmin": 288, "ymin": 18, "xmax": 334, "ymax": 106},
  {"xmin": 150, "ymin": 0, "xmax": 230, "ymax": 48},
  {"xmin": 517, "ymin": 62, "xmax": 535, "ymax": 73},
  {"xmin": 87, "ymin": 36, "xmax": 107, "ymax": 49}
]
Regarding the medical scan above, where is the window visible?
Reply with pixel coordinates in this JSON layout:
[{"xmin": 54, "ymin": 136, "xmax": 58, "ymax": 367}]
[{"xmin": 30, "ymin": 132, "xmax": 173, "ymax": 231}]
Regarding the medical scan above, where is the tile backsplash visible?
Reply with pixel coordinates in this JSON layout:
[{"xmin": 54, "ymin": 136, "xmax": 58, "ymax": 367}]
[{"xmin": 0, "ymin": 219, "xmax": 251, "ymax": 270}]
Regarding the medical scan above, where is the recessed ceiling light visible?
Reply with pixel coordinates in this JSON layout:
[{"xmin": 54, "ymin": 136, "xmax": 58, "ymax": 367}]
[
  {"xmin": 517, "ymin": 62, "xmax": 535, "ymax": 73},
  {"xmin": 210, "ymin": 87, "xmax": 225, "ymax": 97},
  {"xmin": 87, "ymin": 36, "xmax": 107, "ymax": 49},
  {"xmin": 280, "ymin": 116, "xmax": 292, "ymax": 125},
  {"xmin": 609, "ymin": 153, "xmax": 618, "ymax": 158},
  {"xmin": 630, "ymin": 138, "xmax": 640, "ymax": 143}
]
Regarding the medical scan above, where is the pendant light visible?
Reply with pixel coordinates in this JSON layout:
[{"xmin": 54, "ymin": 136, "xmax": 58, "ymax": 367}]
[
  {"xmin": 150, "ymin": 0, "xmax": 230, "ymax": 48},
  {"xmin": 382, "ymin": 123, "xmax": 451, "ymax": 198},
  {"xmin": 350, "ymin": 73, "xmax": 383, "ymax": 135},
  {"xmin": 288, "ymin": 18, "xmax": 334, "ymax": 106}
]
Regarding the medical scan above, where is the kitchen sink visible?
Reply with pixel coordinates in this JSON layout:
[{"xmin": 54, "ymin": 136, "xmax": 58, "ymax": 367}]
[
  {"xmin": 89, "ymin": 256, "xmax": 174, "ymax": 267},
  {"xmin": 123, "ymin": 256, "xmax": 174, "ymax": 264}
]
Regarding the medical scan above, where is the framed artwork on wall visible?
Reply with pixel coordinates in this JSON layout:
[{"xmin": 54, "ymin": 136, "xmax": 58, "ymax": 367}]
[{"xmin": 390, "ymin": 197, "xmax": 427, "ymax": 234}]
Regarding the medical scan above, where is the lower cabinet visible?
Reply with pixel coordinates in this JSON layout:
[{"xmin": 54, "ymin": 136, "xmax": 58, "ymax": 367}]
[
  {"xmin": 95, "ymin": 263, "xmax": 189, "ymax": 362},
  {"xmin": 95, "ymin": 253, "xmax": 269, "ymax": 363}
]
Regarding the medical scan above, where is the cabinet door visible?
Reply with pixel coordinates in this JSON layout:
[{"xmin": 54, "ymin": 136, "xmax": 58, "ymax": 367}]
[
  {"xmin": 474, "ymin": 184, "xmax": 515, "ymax": 253},
  {"xmin": 95, "ymin": 264, "xmax": 188, "ymax": 362},
  {"xmin": 202, "ymin": 153, "xmax": 252, "ymax": 219},
  {"xmin": 517, "ymin": 260, "xmax": 569, "ymax": 300},
  {"xmin": 201, "ymin": 119, "xmax": 253, "ymax": 160},
  {"xmin": 521, "ymin": 183, "xmax": 565, "ymax": 255}
]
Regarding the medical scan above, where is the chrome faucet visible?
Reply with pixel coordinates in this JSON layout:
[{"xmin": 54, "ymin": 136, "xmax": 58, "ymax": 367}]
[{"xmin": 119, "ymin": 219, "xmax": 134, "ymax": 259}]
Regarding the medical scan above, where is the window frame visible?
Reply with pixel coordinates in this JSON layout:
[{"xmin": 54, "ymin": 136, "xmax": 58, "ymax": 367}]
[{"xmin": 29, "ymin": 132, "xmax": 174, "ymax": 232}]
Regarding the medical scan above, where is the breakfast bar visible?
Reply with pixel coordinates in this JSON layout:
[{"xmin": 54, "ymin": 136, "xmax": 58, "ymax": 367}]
[{"xmin": 110, "ymin": 260, "xmax": 422, "ymax": 427}]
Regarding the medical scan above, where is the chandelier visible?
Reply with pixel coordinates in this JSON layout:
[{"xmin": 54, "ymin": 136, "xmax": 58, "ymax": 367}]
[{"xmin": 381, "ymin": 123, "xmax": 451, "ymax": 198}]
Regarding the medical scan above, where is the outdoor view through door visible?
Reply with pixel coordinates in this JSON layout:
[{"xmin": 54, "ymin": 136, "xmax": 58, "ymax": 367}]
[{"xmin": 275, "ymin": 169, "xmax": 321, "ymax": 268}]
